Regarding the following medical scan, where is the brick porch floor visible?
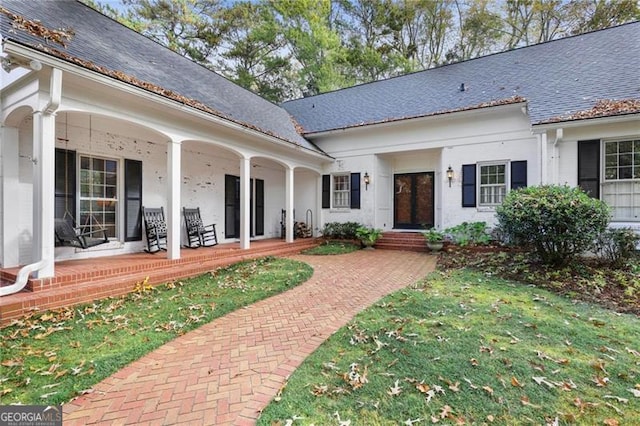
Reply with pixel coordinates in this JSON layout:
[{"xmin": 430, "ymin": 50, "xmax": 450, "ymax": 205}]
[
  {"xmin": 61, "ymin": 250, "xmax": 436, "ymax": 425},
  {"xmin": 0, "ymin": 238, "xmax": 319, "ymax": 326}
]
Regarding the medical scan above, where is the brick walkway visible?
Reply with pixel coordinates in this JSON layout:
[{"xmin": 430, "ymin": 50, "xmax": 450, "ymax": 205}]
[{"xmin": 62, "ymin": 250, "xmax": 436, "ymax": 425}]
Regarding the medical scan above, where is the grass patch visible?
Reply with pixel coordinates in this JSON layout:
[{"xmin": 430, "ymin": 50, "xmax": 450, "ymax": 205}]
[
  {"xmin": 302, "ymin": 241, "xmax": 361, "ymax": 255},
  {"xmin": 258, "ymin": 269, "xmax": 640, "ymax": 425},
  {"xmin": 0, "ymin": 257, "xmax": 312, "ymax": 405}
]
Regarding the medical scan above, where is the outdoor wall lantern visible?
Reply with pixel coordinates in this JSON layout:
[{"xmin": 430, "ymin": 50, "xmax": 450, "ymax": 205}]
[
  {"xmin": 363, "ymin": 172, "xmax": 370, "ymax": 190},
  {"xmin": 446, "ymin": 166, "xmax": 454, "ymax": 187}
]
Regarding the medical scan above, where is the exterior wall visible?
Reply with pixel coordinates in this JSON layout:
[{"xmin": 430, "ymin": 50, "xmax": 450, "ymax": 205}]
[
  {"xmin": 293, "ymin": 170, "xmax": 319, "ymax": 235},
  {"xmin": 313, "ymin": 105, "xmax": 538, "ymax": 231},
  {"xmin": 544, "ymin": 119, "xmax": 640, "ymax": 232}
]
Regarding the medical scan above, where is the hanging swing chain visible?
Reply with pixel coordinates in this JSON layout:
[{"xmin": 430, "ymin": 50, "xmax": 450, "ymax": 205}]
[{"xmin": 62, "ymin": 112, "xmax": 74, "ymax": 223}]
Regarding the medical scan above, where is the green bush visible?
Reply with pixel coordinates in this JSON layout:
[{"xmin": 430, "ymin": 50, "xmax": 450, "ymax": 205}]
[
  {"xmin": 595, "ymin": 227, "xmax": 640, "ymax": 267},
  {"xmin": 496, "ymin": 185, "xmax": 610, "ymax": 265},
  {"xmin": 445, "ymin": 221, "xmax": 491, "ymax": 246},
  {"xmin": 321, "ymin": 222, "xmax": 361, "ymax": 240}
]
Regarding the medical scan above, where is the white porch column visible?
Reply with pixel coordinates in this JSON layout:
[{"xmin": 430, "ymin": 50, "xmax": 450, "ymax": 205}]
[
  {"xmin": 1, "ymin": 126, "xmax": 20, "ymax": 268},
  {"xmin": 539, "ymin": 133, "xmax": 548, "ymax": 184},
  {"xmin": 167, "ymin": 139, "xmax": 181, "ymax": 259},
  {"xmin": 32, "ymin": 110, "xmax": 56, "ymax": 277},
  {"xmin": 239, "ymin": 156, "xmax": 251, "ymax": 249},
  {"xmin": 285, "ymin": 166, "xmax": 294, "ymax": 243}
]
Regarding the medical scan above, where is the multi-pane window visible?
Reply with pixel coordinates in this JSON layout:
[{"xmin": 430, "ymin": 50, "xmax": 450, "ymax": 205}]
[
  {"xmin": 79, "ymin": 156, "xmax": 118, "ymax": 237},
  {"xmin": 332, "ymin": 174, "xmax": 350, "ymax": 208},
  {"xmin": 479, "ymin": 163, "xmax": 506, "ymax": 206},
  {"xmin": 602, "ymin": 139, "xmax": 640, "ymax": 221}
]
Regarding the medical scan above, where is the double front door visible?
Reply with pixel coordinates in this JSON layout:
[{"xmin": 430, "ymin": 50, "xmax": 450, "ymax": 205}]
[{"xmin": 394, "ymin": 172, "xmax": 434, "ymax": 229}]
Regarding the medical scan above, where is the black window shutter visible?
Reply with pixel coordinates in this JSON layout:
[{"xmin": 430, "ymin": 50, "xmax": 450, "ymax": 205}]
[
  {"xmin": 55, "ymin": 148, "xmax": 76, "ymax": 224},
  {"xmin": 256, "ymin": 179, "xmax": 264, "ymax": 236},
  {"xmin": 510, "ymin": 161, "xmax": 527, "ymax": 190},
  {"xmin": 124, "ymin": 159, "xmax": 143, "ymax": 241},
  {"xmin": 225, "ymin": 174, "xmax": 240, "ymax": 238},
  {"xmin": 350, "ymin": 173, "xmax": 361, "ymax": 209},
  {"xmin": 578, "ymin": 140, "xmax": 600, "ymax": 198},
  {"xmin": 322, "ymin": 174, "xmax": 330, "ymax": 208},
  {"xmin": 462, "ymin": 164, "xmax": 476, "ymax": 207}
]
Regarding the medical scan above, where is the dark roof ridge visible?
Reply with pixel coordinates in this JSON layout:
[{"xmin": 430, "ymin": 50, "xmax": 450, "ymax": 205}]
[{"xmin": 282, "ymin": 20, "xmax": 640, "ymax": 105}]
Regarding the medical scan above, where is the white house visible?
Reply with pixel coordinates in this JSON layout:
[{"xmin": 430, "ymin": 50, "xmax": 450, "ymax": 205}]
[{"xmin": 1, "ymin": 1, "xmax": 639, "ymax": 283}]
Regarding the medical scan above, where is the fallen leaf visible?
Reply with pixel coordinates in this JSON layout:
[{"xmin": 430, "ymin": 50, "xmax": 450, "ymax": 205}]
[
  {"xmin": 511, "ymin": 376, "xmax": 524, "ymax": 387},
  {"xmin": 604, "ymin": 395, "xmax": 628, "ymax": 404},
  {"xmin": 603, "ymin": 419, "xmax": 619, "ymax": 426},
  {"xmin": 463, "ymin": 377, "xmax": 478, "ymax": 390},
  {"xmin": 532, "ymin": 376, "xmax": 555, "ymax": 389},
  {"xmin": 482, "ymin": 386, "xmax": 494, "ymax": 396},
  {"xmin": 439, "ymin": 405, "xmax": 452, "ymax": 419},
  {"xmin": 593, "ymin": 376, "xmax": 610, "ymax": 387},
  {"xmin": 627, "ymin": 388, "xmax": 640, "ymax": 398},
  {"xmin": 625, "ymin": 347, "xmax": 640, "ymax": 357},
  {"xmin": 449, "ymin": 382, "xmax": 460, "ymax": 392},
  {"xmin": 416, "ymin": 383, "xmax": 430, "ymax": 394},
  {"xmin": 470, "ymin": 358, "xmax": 479, "ymax": 367},
  {"xmin": 404, "ymin": 418, "xmax": 422, "ymax": 425},
  {"xmin": 1, "ymin": 358, "xmax": 24, "ymax": 367},
  {"xmin": 520, "ymin": 396, "xmax": 541, "ymax": 409},
  {"xmin": 388, "ymin": 380, "xmax": 402, "ymax": 396}
]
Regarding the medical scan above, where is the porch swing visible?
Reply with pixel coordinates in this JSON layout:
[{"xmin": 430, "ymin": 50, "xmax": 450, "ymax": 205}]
[{"xmin": 54, "ymin": 114, "xmax": 109, "ymax": 249}]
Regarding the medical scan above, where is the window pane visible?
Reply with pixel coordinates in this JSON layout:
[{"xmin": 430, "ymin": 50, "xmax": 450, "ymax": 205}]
[
  {"xmin": 619, "ymin": 140, "xmax": 633, "ymax": 153},
  {"xmin": 79, "ymin": 156, "xmax": 118, "ymax": 236},
  {"xmin": 605, "ymin": 142, "xmax": 618, "ymax": 155}
]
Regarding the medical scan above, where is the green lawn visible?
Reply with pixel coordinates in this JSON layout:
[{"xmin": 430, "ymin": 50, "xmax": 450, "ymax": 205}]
[
  {"xmin": 259, "ymin": 269, "xmax": 640, "ymax": 425},
  {"xmin": 0, "ymin": 257, "xmax": 313, "ymax": 405},
  {"xmin": 302, "ymin": 241, "xmax": 361, "ymax": 255}
]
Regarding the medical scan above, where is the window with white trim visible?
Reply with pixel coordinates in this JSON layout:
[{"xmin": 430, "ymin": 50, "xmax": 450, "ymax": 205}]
[
  {"xmin": 478, "ymin": 162, "xmax": 507, "ymax": 206},
  {"xmin": 602, "ymin": 139, "xmax": 640, "ymax": 221},
  {"xmin": 79, "ymin": 155, "xmax": 118, "ymax": 237},
  {"xmin": 332, "ymin": 174, "xmax": 350, "ymax": 208}
]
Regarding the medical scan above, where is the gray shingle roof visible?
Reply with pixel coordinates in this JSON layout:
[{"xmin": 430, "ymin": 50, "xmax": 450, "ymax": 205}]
[
  {"xmin": 283, "ymin": 21, "xmax": 640, "ymax": 134},
  {"xmin": 0, "ymin": 0, "xmax": 323, "ymax": 154}
]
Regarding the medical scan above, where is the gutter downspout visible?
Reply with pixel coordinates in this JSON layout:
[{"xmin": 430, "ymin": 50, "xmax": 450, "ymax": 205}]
[
  {"xmin": 552, "ymin": 128, "xmax": 563, "ymax": 184},
  {"xmin": 1, "ymin": 67, "xmax": 61, "ymax": 297}
]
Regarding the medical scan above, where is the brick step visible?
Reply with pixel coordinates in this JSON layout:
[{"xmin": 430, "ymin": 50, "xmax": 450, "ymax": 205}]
[
  {"xmin": 12, "ymin": 239, "xmax": 318, "ymax": 293},
  {"xmin": 1, "ymin": 239, "xmax": 320, "ymax": 326},
  {"xmin": 374, "ymin": 232, "xmax": 428, "ymax": 252}
]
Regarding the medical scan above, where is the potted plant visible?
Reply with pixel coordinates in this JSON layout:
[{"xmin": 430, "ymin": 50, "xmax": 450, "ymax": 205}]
[
  {"xmin": 423, "ymin": 228, "xmax": 445, "ymax": 252},
  {"xmin": 355, "ymin": 226, "xmax": 382, "ymax": 249}
]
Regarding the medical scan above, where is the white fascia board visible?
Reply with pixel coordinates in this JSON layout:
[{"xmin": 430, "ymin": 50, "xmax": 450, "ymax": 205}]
[
  {"xmin": 3, "ymin": 41, "xmax": 330, "ymax": 162},
  {"xmin": 303, "ymin": 102, "xmax": 529, "ymax": 139},
  {"xmin": 532, "ymin": 114, "xmax": 640, "ymax": 134}
]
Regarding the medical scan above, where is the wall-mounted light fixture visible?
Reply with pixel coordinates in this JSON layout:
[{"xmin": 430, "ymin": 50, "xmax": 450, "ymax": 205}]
[
  {"xmin": 363, "ymin": 172, "xmax": 370, "ymax": 190},
  {"xmin": 446, "ymin": 166, "xmax": 454, "ymax": 187}
]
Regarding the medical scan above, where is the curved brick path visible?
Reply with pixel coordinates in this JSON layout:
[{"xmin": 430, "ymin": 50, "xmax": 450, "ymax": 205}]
[{"xmin": 63, "ymin": 250, "xmax": 436, "ymax": 425}]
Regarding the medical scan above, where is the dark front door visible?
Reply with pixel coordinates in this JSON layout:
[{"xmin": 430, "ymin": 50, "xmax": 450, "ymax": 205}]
[
  {"xmin": 394, "ymin": 172, "xmax": 434, "ymax": 229},
  {"xmin": 225, "ymin": 175, "xmax": 264, "ymax": 238}
]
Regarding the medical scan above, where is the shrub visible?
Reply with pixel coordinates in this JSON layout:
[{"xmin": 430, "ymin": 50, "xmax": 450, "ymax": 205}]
[
  {"xmin": 355, "ymin": 226, "xmax": 382, "ymax": 246},
  {"xmin": 321, "ymin": 222, "xmax": 361, "ymax": 240},
  {"xmin": 496, "ymin": 185, "xmax": 610, "ymax": 266},
  {"xmin": 595, "ymin": 228, "xmax": 640, "ymax": 267},
  {"xmin": 445, "ymin": 221, "xmax": 491, "ymax": 246}
]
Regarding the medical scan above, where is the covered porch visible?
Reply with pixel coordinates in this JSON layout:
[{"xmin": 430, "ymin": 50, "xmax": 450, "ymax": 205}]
[{"xmin": 0, "ymin": 237, "xmax": 319, "ymax": 326}]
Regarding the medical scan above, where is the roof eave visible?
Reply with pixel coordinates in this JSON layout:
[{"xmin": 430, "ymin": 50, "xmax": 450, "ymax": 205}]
[
  {"xmin": 2, "ymin": 39, "xmax": 331, "ymax": 161},
  {"xmin": 302, "ymin": 99, "xmax": 528, "ymax": 138},
  {"xmin": 532, "ymin": 112, "xmax": 640, "ymax": 133}
]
